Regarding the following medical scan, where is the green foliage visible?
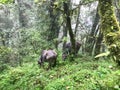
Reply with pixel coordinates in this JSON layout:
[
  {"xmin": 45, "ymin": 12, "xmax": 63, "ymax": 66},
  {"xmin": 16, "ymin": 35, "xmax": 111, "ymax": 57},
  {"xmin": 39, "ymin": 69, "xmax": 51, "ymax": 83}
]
[
  {"xmin": 18, "ymin": 28, "xmax": 50, "ymax": 55},
  {"xmin": 0, "ymin": 55, "xmax": 120, "ymax": 90},
  {"xmin": 82, "ymin": 0, "xmax": 96, "ymax": 4},
  {"xmin": 0, "ymin": 46, "xmax": 12, "ymax": 58},
  {"xmin": 0, "ymin": 0, "xmax": 13, "ymax": 4},
  {"xmin": 99, "ymin": 70, "xmax": 120, "ymax": 89},
  {"xmin": 0, "ymin": 46, "xmax": 12, "ymax": 71},
  {"xmin": 44, "ymin": 77, "xmax": 76, "ymax": 90}
]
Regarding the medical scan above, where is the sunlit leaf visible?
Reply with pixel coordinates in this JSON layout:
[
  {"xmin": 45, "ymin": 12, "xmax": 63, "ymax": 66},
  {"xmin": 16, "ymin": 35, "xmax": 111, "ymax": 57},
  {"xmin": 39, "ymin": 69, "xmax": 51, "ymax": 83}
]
[{"xmin": 95, "ymin": 51, "xmax": 110, "ymax": 58}]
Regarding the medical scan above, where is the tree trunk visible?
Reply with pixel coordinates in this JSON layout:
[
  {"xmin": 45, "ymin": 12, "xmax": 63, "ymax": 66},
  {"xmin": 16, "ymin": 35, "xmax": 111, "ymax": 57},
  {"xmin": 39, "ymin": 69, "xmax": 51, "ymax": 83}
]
[
  {"xmin": 98, "ymin": 0, "xmax": 120, "ymax": 65},
  {"xmin": 94, "ymin": 29, "xmax": 103, "ymax": 57},
  {"xmin": 62, "ymin": 24, "xmax": 68, "ymax": 51},
  {"xmin": 63, "ymin": 1, "xmax": 76, "ymax": 57},
  {"xmin": 0, "ymin": 29, "xmax": 6, "ymax": 46},
  {"xmin": 114, "ymin": 0, "xmax": 120, "ymax": 22},
  {"xmin": 74, "ymin": 1, "xmax": 81, "ymax": 35},
  {"xmin": 85, "ymin": 6, "xmax": 100, "ymax": 55},
  {"xmin": 16, "ymin": 0, "xmax": 28, "ymax": 27},
  {"xmin": 47, "ymin": 0, "xmax": 60, "ymax": 49}
]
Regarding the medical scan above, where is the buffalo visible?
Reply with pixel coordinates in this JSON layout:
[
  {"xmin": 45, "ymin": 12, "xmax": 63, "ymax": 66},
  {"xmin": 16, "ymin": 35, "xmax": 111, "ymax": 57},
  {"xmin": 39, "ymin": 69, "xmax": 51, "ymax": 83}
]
[
  {"xmin": 38, "ymin": 49, "xmax": 57, "ymax": 69},
  {"xmin": 62, "ymin": 41, "xmax": 81, "ymax": 60}
]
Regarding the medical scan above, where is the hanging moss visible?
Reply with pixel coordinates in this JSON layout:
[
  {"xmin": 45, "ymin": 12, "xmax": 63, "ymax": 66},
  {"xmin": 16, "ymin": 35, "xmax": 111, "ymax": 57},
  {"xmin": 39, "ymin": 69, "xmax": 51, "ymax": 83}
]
[{"xmin": 98, "ymin": 0, "xmax": 120, "ymax": 65}]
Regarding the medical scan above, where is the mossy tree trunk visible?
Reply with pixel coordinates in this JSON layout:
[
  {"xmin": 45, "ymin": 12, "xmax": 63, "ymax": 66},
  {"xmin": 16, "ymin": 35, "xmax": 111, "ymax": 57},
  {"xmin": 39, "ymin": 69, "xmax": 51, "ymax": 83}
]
[{"xmin": 98, "ymin": 0, "xmax": 120, "ymax": 65}]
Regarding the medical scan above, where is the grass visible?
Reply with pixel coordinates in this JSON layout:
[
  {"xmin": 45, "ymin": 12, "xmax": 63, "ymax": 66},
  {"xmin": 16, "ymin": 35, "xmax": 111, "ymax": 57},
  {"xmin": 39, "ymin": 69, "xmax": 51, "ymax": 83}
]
[{"xmin": 0, "ymin": 55, "xmax": 120, "ymax": 90}]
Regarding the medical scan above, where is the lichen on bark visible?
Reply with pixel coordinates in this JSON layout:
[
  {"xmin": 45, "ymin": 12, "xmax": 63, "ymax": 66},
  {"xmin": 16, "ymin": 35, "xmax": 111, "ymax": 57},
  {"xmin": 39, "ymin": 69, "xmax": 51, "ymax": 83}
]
[{"xmin": 98, "ymin": 0, "xmax": 120, "ymax": 65}]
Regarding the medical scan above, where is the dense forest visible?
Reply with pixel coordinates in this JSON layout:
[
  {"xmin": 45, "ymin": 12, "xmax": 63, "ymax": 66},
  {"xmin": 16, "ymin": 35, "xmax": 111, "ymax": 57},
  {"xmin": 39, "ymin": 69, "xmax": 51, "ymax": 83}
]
[{"xmin": 0, "ymin": 0, "xmax": 120, "ymax": 90}]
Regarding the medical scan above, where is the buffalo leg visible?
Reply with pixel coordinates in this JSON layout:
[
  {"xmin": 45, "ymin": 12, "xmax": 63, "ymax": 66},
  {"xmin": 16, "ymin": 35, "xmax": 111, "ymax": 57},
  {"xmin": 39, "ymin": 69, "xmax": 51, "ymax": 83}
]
[{"xmin": 53, "ymin": 59, "xmax": 56, "ymax": 67}]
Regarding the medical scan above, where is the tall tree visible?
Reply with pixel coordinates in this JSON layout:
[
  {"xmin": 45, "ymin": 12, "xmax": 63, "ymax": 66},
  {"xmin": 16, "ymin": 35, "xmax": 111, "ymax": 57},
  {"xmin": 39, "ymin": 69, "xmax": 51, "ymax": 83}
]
[
  {"xmin": 114, "ymin": 0, "xmax": 120, "ymax": 22},
  {"xmin": 74, "ymin": 1, "xmax": 81, "ymax": 35},
  {"xmin": 16, "ymin": 0, "xmax": 28, "ymax": 27},
  {"xmin": 94, "ymin": 29, "xmax": 103, "ymax": 56},
  {"xmin": 99, "ymin": 0, "xmax": 120, "ymax": 65},
  {"xmin": 0, "ymin": 4, "xmax": 13, "ymax": 46},
  {"xmin": 63, "ymin": 0, "xmax": 76, "ymax": 57},
  {"xmin": 47, "ymin": 0, "xmax": 60, "ymax": 49},
  {"xmin": 86, "ymin": 8, "xmax": 100, "ymax": 55},
  {"xmin": 85, "ymin": 6, "xmax": 103, "ymax": 56}
]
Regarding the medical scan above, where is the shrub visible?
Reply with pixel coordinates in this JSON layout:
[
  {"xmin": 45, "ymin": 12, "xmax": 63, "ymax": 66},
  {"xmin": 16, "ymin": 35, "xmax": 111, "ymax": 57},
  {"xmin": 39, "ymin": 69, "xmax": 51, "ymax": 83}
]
[
  {"xmin": 44, "ymin": 77, "xmax": 76, "ymax": 90},
  {"xmin": 0, "ymin": 46, "xmax": 12, "ymax": 71}
]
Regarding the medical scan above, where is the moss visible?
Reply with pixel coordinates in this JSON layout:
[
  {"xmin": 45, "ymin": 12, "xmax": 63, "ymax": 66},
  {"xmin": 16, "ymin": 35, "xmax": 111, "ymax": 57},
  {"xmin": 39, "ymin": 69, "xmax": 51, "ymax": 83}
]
[{"xmin": 98, "ymin": 0, "xmax": 120, "ymax": 65}]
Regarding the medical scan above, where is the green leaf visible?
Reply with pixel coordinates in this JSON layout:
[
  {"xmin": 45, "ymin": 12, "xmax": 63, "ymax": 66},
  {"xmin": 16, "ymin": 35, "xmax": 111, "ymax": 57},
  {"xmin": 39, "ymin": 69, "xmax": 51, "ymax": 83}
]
[
  {"xmin": 0, "ymin": 0, "xmax": 13, "ymax": 4},
  {"xmin": 111, "ymin": 26, "xmax": 113, "ymax": 29},
  {"xmin": 95, "ymin": 51, "xmax": 110, "ymax": 58},
  {"xmin": 34, "ymin": 0, "xmax": 39, "ymax": 3}
]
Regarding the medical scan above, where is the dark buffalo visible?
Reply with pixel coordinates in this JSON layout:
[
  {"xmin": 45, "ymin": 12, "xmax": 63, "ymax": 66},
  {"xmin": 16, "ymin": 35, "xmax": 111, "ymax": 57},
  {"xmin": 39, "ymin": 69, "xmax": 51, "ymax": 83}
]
[
  {"xmin": 38, "ymin": 50, "xmax": 57, "ymax": 69},
  {"xmin": 62, "ymin": 41, "xmax": 81, "ymax": 60}
]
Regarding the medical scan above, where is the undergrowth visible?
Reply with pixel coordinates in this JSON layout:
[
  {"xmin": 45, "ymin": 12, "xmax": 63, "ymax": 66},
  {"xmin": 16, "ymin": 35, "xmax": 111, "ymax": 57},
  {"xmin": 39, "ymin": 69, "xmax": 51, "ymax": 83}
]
[{"xmin": 0, "ymin": 56, "xmax": 120, "ymax": 90}]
